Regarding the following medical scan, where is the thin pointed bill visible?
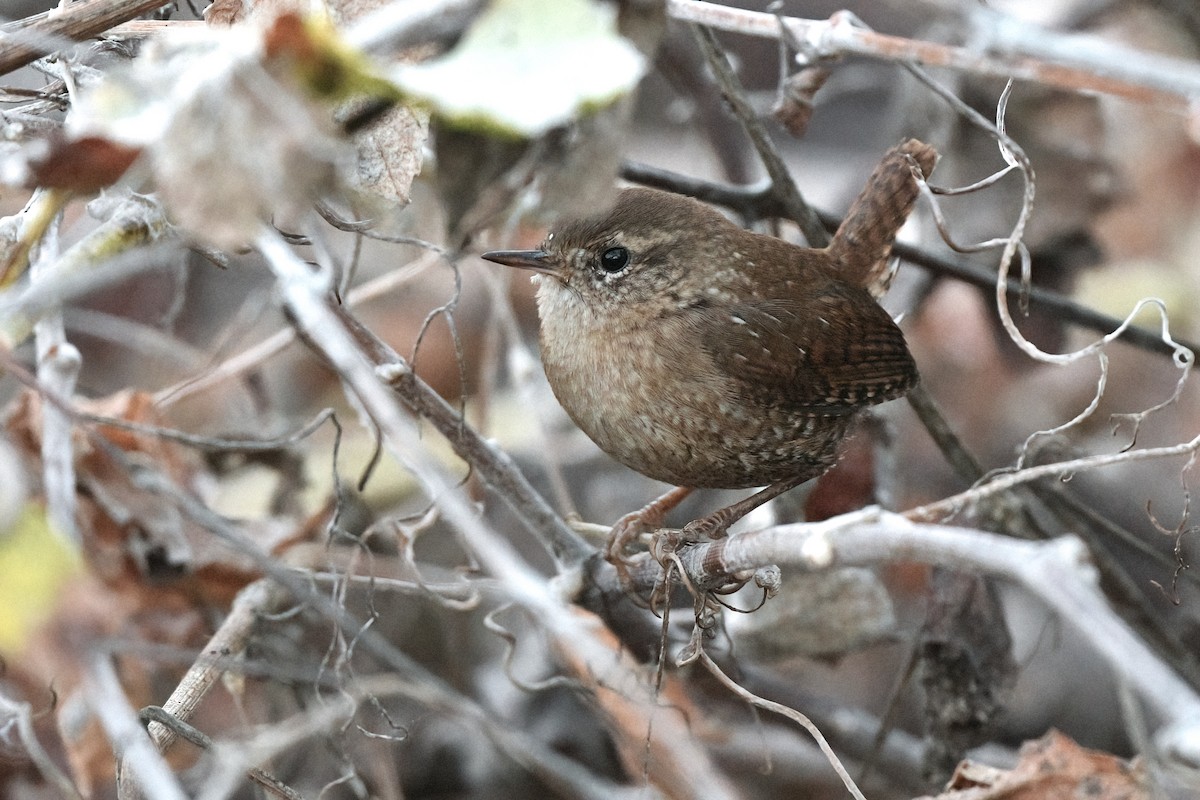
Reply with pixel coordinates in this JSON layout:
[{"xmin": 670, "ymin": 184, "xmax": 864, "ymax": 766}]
[{"xmin": 480, "ymin": 249, "xmax": 557, "ymax": 276}]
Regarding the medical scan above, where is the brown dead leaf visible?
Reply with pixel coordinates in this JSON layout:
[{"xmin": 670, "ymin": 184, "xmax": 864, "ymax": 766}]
[
  {"xmin": 920, "ymin": 730, "xmax": 1146, "ymax": 800},
  {"xmin": 3, "ymin": 388, "xmax": 319, "ymax": 794},
  {"xmin": 11, "ymin": 134, "xmax": 142, "ymax": 194},
  {"xmin": 351, "ymin": 103, "xmax": 429, "ymax": 207},
  {"xmin": 204, "ymin": 0, "xmax": 249, "ymax": 26},
  {"xmin": 6, "ymin": 389, "xmax": 308, "ymax": 602}
]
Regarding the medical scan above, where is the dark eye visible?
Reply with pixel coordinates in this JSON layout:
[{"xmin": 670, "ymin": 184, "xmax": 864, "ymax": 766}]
[{"xmin": 600, "ymin": 246, "xmax": 630, "ymax": 273}]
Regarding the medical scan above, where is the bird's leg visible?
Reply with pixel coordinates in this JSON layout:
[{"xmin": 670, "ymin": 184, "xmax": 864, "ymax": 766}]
[
  {"xmin": 681, "ymin": 472, "xmax": 814, "ymax": 542},
  {"xmin": 607, "ymin": 485, "xmax": 694, "ymax": 570}
]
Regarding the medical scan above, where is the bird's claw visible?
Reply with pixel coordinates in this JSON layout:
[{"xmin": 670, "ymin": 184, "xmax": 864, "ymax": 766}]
[
  {"xmin": 606, "ymin": 508, "xmax": 654, "ymax": 586},
  {"xmin": 680, "ymin": 515, "xmax": 731, "ymax": 543}
]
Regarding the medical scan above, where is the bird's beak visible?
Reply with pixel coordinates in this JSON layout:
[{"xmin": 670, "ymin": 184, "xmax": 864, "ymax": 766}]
[{"xmin": 480, "ymin": 249, "xmax": 557, "ymax": 276}]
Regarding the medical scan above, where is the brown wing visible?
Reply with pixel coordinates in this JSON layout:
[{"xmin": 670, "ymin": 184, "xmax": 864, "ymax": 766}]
[{"xmin": 694, "ymin": 286, "xmax": 917, "ymax": 414}]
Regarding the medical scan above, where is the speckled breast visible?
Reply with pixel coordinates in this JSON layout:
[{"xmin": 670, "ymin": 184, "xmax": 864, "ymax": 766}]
[{"xmin": 538, "ymin": 307, "xmax": 853, "ymax": 490}]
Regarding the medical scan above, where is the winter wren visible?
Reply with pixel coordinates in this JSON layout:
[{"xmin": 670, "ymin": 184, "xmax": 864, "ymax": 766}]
[{"xmin": 483, "ymin": 140, "xmax": 935, "ymax": 549}]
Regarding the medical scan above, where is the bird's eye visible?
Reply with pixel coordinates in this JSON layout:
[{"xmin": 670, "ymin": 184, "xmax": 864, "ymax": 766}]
[{"xmin": 600, "ymin": 246, "xmax": 630, "ymax": 273}]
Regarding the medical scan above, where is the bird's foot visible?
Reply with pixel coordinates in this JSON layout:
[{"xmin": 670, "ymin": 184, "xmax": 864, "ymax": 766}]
[
  {"xmin": 605, "ymin": 486, "xmax": 694, "ymax": 587},
  {"xmin": 681, "ymin": 473, "xmax": 815, "ymax": 543},
  {"xmin": 605, "ymin": 508, "xmax": 651, "ymax": 584},
  {"xmin": 680, "ymin": 513, "xmax": 733, "ymax": 543}
]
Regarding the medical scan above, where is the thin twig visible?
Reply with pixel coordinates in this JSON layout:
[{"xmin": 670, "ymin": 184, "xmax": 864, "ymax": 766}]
[
  {"xmin": 698, "ymin": 650, "xmax": 867, "ymax": 800},
  {"xmin": 690, "ymin": 23, "xmax": 828, "ymax": 247},
  {"xmin": 258, "ymin": 227, "xmax": 581, "ymax": 569},
  {"xmin": 120, "ymin": 458, "xmax": 629, "ymax": 800},
  {"xmin": 0, "ymin": 692, "xmax": 83, "ymax": 800},
  {"xmin": 153, "ymin": 250, "xmax": 442, "ymax": 409},
  {"xmin": 907, "ymin": 431, "xmax": 1200, "ymax": 522},
  {"xmin": 141, "ymin": 707, "xmax": 304, "ymax": 800},
  {"xmin": 332, "ymin": 303, "xmax": 592, "ymax": 564}
]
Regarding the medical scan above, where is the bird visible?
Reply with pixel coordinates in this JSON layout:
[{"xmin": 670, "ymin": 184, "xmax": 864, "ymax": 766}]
[{"xmin": 482, "ymin": 139, "xmax": 935, "ymax": 567}]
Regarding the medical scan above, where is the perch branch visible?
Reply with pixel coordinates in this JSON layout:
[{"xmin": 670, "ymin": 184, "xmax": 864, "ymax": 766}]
[{"xmin": 679, "ymin": 511, "xmax": 1200, "ymax": 762}]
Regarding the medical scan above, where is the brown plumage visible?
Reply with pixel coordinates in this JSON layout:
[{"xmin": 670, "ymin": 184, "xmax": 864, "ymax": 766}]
[{"xmin": 483, "ymin": 139, "xmax": 935, "ymax": 533}]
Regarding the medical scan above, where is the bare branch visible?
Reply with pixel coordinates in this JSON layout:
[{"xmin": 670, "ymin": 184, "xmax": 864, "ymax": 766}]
[
  {"xmin": 85, "ymin": 654, "xmax": 189, "ymax": 800},
  {"xmin": 681, "ymin": 511, "xmax": 1200, "ymax": 762},
  {"xmin": 0, "ymin": 0, "xmax": 167, "ymax": 78},
  {"xmin": 667, "ymin": 0, "xmax": 1200, "ymax": 112}
]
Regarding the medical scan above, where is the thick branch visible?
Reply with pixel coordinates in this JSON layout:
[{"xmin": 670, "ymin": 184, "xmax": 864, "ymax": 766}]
[
  {"xmin": 678, "ymin": 512, "xmax": 1200, "ymax": 761},
  {"xmin": 669, "ymin": 0, "xmax": 1200, "ymax": 112},
  {"xmin": 0, "ymin": 0, "xmax": 167, "ymax": 77}
]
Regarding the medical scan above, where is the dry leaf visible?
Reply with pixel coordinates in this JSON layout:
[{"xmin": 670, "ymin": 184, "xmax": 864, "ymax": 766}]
[
  {"xmin": 351, "ymin": 102, "xmax": 429, "ymax": 207},
  {"xmin": 2, "ymin": 134, "xmax": 142, "ymax": 194},
  {"xmin": 920, "ymin": 730, "xmax": 1147, "ymax": 800},
  {"xmin": 70, "ymin": 13, "xmax": 363, "ymax": 248}
]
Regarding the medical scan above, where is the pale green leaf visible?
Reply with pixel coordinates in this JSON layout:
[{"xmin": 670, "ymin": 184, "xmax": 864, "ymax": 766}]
[{"xmin": 393, "ymin": 0, "xmax": 645, "ymax": 137}]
